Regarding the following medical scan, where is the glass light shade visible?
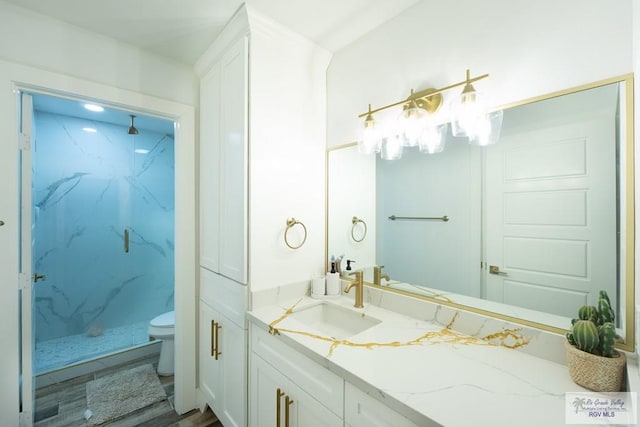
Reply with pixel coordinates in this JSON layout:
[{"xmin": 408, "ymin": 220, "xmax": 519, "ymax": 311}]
[
  {"xmin": 358, "ymin": 114, "xmax": 381, "ymax": 154},
  {"xmin": 381, "ymin": 135, "xmax": 403, "ymax": 160},
  {"xmin": 418, "ymin": 123, "xmax": 447, "ymax": 154},
  {"xmin": 468, "ymin": 110, "xmax": 504, "ymax": 147},
  {"xmin": 397, "ymin": 102, "xmax": 427, "ymax": 147},
  {"xmin": 451, "ymin": 84, "xmax": 487, "ymax": 139}
]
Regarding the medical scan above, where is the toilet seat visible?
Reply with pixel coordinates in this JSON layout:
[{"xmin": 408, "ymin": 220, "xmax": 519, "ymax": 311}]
[
  {"xmin": 148, "ymin": 311, "xmax": 175, "ymax": 339},
  {"xmin": 150, "ymin": 311, "xmax": 174, "ymax": 328}
]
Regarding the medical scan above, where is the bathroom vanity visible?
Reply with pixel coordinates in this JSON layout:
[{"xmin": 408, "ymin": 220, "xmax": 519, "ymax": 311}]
[{"xmin": 248, "ymin": 285, "xmax": 638, "ymax": 427}]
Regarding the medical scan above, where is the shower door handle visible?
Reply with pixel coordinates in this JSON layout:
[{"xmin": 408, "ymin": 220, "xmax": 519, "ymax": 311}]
[{"xmin": 124, "ymin": 228, "xmax": 129, "ymax": 253}]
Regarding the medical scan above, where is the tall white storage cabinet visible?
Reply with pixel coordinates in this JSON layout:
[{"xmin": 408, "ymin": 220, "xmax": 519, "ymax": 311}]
[
  {"xmin": 197, "ymin": 9, "xmax": 249, "ymax": 427},
  {"xmin": 196, "ymin": 5, "xmax": 330, "ymax": 426},
  {"xmin": 199, "ymin": 34, "xmax": 248, "ymax": 285}
]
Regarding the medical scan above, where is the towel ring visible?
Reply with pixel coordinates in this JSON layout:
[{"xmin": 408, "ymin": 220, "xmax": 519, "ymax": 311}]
[
  {"xmin": 285, "ymin": 217, "xmax": 307, "ymax": 249},
  {"xmin": 351, "ymin": 216, "xmax": 367, "ymax": 243}
]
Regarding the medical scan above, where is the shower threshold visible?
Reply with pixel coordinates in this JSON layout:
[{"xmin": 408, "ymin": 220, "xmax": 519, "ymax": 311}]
[{"xmin": 34, "ymin": 321, "xmax": 156, "ymax": 385}]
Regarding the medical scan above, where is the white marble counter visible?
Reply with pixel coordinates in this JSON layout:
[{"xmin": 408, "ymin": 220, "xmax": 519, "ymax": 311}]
[{"xmin": 249, "ymin": 293, "xmax": 637, "ymax": 427}]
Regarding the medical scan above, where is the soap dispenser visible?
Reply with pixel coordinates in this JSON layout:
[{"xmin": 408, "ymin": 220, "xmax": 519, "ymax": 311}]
[{"xmin": 326, "ymin": 261, "xmax": 340, "ymax": 296}]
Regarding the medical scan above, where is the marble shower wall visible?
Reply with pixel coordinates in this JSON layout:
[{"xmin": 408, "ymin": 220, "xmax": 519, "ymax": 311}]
[{"xmin": 33, "ymin": 111, "xmax": 175, "ymax": 343}]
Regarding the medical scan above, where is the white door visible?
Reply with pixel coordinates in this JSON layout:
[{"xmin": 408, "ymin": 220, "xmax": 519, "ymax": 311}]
[
  {"xmin": 484, "ymin": 113, "xmax": 617, "ymax": 317},
  {"xmin": 19, "ymin": 92, "xmax": 35, "ymax": 426}
]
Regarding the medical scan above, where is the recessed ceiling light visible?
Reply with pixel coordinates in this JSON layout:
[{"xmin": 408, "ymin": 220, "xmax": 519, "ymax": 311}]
[
  {"xmin": 84, "ymin": 104, "xmax": 104, "ymax": 113},
  {"xmin": 83, "ymin": 127, "xmax": 97, "ymax": 133},
  {"xmin": 134, "ymin": 148, "xmax": 149, "ymax": 154}
]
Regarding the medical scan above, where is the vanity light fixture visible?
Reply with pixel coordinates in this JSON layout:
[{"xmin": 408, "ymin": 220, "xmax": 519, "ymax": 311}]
[
  {"xmin": 358, "ymin": 104, "xmax": 381, "ymax": 154},
  {"xmin": 357, "ymin": 69, "xmax": 502, "ymax": 159}
]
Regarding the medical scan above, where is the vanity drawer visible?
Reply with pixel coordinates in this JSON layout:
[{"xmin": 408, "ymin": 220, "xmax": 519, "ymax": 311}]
[
  {"xmin": 251, "ymin": 324, "xmax": 343, "ymax": 416},
  {"xmin": 345, "ymin": 382, "xmax": 423, "ymax": 427}
]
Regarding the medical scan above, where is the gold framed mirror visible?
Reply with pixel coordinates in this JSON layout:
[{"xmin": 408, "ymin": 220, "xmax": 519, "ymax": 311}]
[{"xmin": 326, "ymin": 74, "xmax": 635, "ymax": 351}]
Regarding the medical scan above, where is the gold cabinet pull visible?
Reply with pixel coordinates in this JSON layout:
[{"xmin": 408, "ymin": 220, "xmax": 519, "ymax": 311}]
[
  {"xmin": 276, "ymin": 388, "xmax": 285, "ymax": 427},
  {"xmin": 285, "ymin": 395, "xmax": 294, "ymax": 427},
  {"xmin": 124, "ymin": 228, "xmax": 130, "ymax": 253},
  {"xmin": 214, "ymin": 322, "xmax": 222, "ymax": 360},
  {"xmin": 211, "ymin": 320, "xmax": 216, "ymax": 357}
]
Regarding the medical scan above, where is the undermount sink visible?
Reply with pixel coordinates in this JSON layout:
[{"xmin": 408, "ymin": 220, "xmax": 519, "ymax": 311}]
[{"xmin": 289, "ymin": 302, "xmax": 381, "ymax": 340}]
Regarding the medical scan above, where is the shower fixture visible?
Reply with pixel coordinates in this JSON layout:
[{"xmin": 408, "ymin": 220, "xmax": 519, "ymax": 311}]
[{"xmin": 128, "ymin": 114, "xmax": 139, "ymax": 135}]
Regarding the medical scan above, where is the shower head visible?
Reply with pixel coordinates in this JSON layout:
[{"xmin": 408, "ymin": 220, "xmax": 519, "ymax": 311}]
[{"xmin": 128, "ymin": 115, "xmax": 139, "ymax": 135}]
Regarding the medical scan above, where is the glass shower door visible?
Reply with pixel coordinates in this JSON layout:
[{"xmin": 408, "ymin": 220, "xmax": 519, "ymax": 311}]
[
  {"xmin": 28, "ymin": 94, "xmax": 176, "ymax": 375},
  {"xmin": 31, "ymin": 103, "xmax": 137, "ymax": 373}
]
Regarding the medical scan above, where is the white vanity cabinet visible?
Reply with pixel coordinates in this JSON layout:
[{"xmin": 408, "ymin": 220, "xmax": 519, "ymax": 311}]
[
  {"xmin": 199, "ymin": 33, "xmax": 248, "ymax": 285},
  {"xmin": 249, "ymin": 321, "xmax": 425, "ymax": 427},
  {"xmin": 199, "ymin": 269, "xmax": 247, "ymax": 427},
  {"xmin": 251, "ymin": 354, "xmax": 342, "ymax": 427},
  {"xmin": 250, "ymin": 325, "xmax": 343, "ymax": 427}
]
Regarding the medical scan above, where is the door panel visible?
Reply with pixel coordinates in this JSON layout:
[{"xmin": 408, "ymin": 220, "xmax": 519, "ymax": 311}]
[
  {"xmin": 485, "ymin": 115, "xmax": 617, "ymax": 317},
  {"xmin": 219, "ymin": 36, "xmax": 248, "ymax": 284}
]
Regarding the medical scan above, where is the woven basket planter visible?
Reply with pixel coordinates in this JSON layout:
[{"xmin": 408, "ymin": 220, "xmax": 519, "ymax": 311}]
[{"xmin": 565, "ymin": 341, "xmax": 626, "ymax": 392}]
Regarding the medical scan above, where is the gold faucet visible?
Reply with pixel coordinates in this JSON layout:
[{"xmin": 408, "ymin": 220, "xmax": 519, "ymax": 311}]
[
  {"xmin": 373, "ymin": 265, "xmax": 390, "ymax": 286},
  {"xmin": 344, "ymin": 270, "xmax": 364, "ymax": 308}
]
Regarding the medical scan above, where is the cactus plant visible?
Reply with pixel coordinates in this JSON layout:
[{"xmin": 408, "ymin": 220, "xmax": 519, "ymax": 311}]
[
  {"xmin": 566, "ymin": 290, "xmax": 619, "ymax": 357},
  {"xmin": 577, "ymin": 305, "xmax": 598, "ymax": 323},
  {"xmin": 598, "ymin": 322, "xmax": 617, "ymax": 357},
  {"xmin": 569, "ymin": 320, "xmax": 599, "ymax": 353},
  {"xmin": 597, "ymin": 291, "xmax": 615, "ymax": 324}
]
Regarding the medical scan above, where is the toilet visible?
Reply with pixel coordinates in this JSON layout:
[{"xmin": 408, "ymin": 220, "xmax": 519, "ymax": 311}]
[{"xmin": 148, "ymin": 311, "xmax": 175, "ymax": 376}]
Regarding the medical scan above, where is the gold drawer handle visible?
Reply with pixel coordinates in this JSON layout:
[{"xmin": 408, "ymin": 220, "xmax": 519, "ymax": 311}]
[
  {"xmin": 214, "ymin": 322, "xmax": 222, "ymax": 360},
  {"xmin": 211, "ymin": 320, "xmax": 216, "ymax": 357},
  {"xmin": 285, "ymin": 395, "xmax": 294, "ymax": 427},
  {"xmin": 210, "ymin": 320, "xmax": 223, "ymax": 360},
  {"xmin": 276, "ymin": 388, "xmax": 285, "ymax": 427}
]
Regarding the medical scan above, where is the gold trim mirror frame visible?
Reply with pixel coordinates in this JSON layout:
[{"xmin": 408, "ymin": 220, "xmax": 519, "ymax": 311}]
[{"xmin": 326, "ymin": 74, "xmax": 635, "ymax": 352}]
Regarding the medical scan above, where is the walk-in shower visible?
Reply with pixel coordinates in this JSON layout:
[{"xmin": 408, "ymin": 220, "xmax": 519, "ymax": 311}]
[{"xmin": 29, "ymin": 94, "xmax": 175, "ymax": 374}]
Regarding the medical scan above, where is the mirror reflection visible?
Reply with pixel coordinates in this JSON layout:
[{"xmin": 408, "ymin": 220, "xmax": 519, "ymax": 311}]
[{"xmin": 328, "ymin": 76, "xmax": 633, "ymax": 342}]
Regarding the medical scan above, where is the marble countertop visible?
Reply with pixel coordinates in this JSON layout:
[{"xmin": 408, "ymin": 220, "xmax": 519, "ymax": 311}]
[{"xmin": 248, "ymin": 294, "xmax": 635, "ymax": 427}]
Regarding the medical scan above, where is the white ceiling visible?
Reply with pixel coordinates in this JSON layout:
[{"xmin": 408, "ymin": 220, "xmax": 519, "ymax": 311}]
[{"xmin": 3, "ymin": 0, "xmax": 419, "ymax": 64}]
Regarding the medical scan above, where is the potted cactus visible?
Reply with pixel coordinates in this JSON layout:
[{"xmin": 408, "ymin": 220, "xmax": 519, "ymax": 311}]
[{"xmin": 565, "ymin": 290, "xmax": 626, "ymax": 392}]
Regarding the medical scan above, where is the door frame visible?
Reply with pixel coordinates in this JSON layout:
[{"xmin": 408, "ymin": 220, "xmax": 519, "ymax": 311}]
[{"xmin": 4, "ymin": 67, "xmax": 196, "ymax": 425}]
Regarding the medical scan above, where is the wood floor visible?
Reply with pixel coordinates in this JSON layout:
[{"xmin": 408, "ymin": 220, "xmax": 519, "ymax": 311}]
[{"xmin": 34, "ymin": 354, "xmax": 223, "ymax": 427}]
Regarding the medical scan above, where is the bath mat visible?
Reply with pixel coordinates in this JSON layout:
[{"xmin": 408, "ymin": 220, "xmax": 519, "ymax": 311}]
[{"xmin": 85, "ymin": 364, "xmax": 166, "ymax": 426}]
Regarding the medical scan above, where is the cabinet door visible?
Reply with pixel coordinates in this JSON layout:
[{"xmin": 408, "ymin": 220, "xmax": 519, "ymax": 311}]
[
  {"xmin": 200, "ymin": 300, "xmax": 247, "ymax": 427},
  {"xmin": 250, "ymin": 353, "xmax": 281, "ymax": 427},
  {"xmin": 199, "ymin": 35, "xmax": 248, "ymax": 284},
  {"xmin": 220, "ymin": 316, "xmax": 246, "ymax": 427},
  {"xmin": 219, "ymin": 36, "xmax": 248, "ymax": 284},
  {"xmin": 199, "ymin": 301, "xmax": 222, "ymax": 406},
  {"xmin": 250, "ymin": 354, "xmax": 341, "ymax": 427},
  {"xmin": 199, "ymin": 61, "xmax": 221, "ymax": 272}
]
